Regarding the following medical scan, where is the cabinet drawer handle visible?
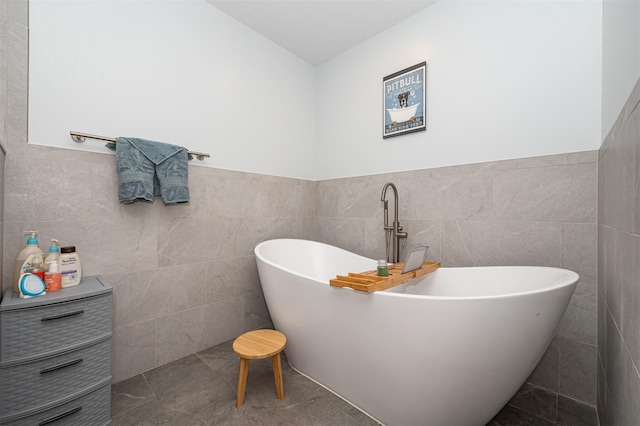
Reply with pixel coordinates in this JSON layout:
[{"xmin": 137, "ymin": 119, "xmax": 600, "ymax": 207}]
[
  {"xmin": 40, "ymin": 358, "xmax": 83, "ymax": 374},
  {"xmin": 40, "ymin": 309, "xmax": 84, "ymax": 322},
  {"xmin": 38, "ymin": 406, "xmax": 82, "ymax": 425}
]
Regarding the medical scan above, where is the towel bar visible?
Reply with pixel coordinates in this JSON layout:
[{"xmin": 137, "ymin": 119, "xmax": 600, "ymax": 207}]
[{"xmin": 70, "ymin": 131, "xmax": 210, "ymax": 161}]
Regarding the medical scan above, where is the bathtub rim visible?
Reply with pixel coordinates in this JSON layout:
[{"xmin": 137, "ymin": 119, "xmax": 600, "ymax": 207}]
[{"xmin": 254, "ymin": 238, "xmax": 580, "ymax": 302}]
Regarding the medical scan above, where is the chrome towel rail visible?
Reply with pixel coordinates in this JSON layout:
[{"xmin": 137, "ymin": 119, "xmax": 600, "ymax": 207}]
[{"xmin": 70, "ymin": 131, "xmax": 210, "ymax": 160}]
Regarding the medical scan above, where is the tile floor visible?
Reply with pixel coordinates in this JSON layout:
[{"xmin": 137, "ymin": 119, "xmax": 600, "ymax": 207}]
[{"xmin": 111, "ymin": 339, "xmax": 599, "ymax": 426}]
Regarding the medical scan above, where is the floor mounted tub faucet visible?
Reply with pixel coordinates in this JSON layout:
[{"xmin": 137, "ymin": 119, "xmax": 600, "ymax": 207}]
[{"xmin": 380, "ymin": 182, "xmax": 408, "ymax": 263}]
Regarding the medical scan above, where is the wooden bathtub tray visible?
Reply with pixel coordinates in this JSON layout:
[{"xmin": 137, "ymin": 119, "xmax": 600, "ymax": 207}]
[{"xmin": 330, "ymin": 261, "xmax": 440, "ymax": 293}]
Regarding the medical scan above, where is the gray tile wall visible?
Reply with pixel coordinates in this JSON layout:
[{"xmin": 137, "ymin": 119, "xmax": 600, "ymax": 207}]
[
  {"xmin": 597, "ymin": 77, "xmax": 640, "ymax": 425},
  {"xmin": 1, "ymin": 0, "xmax": 7, "ymax": 154},
  {"xmin": 315, "ymin": 151, "xmax": 599, "ymax": 406},
  {"xmin": 1, "ymin": 0, "xmax": 315, "ymax": 383},
  {"xmin": 0, "ymin": 0, "xmax": 21, "ymax": 296},
  {"xmin": 4, "ymin": 155, "xmax": 314, "ymax": 383},
  {"xmin": 0, "ymin": 0, "xmax": 5, "ymax": 294},
  {"xmin": 2, "ymin": 149, "xmax": 315, "ymax": 382}
]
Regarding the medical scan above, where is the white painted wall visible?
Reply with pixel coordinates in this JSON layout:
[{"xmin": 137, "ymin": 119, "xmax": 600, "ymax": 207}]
[
  {"xmin": 602, "ymin": 0, "xmax": 640, "ymax": 141},
  {"xmin": 316, "ymin": 0, "xmax": 602, "ymax": 180},
  {"xmin": 29, "ymin": 0, "xmax": 316, "ymax": 180},
  {"xmin": 30, "ymin": 1, "xmax": 605, "ymax": 182}
]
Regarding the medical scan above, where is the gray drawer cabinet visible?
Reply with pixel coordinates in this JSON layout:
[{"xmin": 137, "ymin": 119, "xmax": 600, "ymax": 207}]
[{"xmin": 0, "ymin": 276, "xmax": 112, "ymax": 425}]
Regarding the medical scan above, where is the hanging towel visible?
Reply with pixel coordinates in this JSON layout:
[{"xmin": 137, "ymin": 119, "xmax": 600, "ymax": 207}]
[{"xmin": 109, "ymin": 137, "xmax": 191, "ymax": 205}]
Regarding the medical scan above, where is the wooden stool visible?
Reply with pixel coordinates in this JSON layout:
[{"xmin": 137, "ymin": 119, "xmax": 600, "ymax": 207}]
[{"xmin": 232, "ymin": 329, "xmax": 286, "ymax": 408}]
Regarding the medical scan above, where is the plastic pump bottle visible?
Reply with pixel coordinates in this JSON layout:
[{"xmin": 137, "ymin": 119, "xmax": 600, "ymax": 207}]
[
  {"xmin": 44, "ymin": 239, "xmax": 60, "ymax": 272},
  {"xmin": 44, "ymin": 261, "xmax": 62, "ymax": 292},
  {"xmin": 12, "ymin": 231, "xmax": 44, "ymax": 294}
]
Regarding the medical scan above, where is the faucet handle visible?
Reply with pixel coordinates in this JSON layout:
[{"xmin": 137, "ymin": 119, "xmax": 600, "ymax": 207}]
[{"xmin": 397, "ymin": 225, "xmax": 408, "ymax": 249}]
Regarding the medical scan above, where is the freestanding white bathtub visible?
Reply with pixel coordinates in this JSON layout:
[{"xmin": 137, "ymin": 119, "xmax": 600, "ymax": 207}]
[{"xmin": 254, "ymin": 239, "xmax": 579, "ymax": 425}]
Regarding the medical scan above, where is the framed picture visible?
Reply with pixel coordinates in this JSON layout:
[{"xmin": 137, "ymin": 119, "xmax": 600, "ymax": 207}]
[{"xmin": 383, "ymin": 62, "xmax": 426, "ymax": 139}]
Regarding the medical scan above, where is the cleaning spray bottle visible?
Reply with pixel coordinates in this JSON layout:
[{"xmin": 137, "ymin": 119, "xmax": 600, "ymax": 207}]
[
  {"xmin": 12, "ymin": 231, "xmax": 44, "ymax": 294},
  {"xmin": 44, "ymin": 239, "xmax": 60, "ymax": 272}
]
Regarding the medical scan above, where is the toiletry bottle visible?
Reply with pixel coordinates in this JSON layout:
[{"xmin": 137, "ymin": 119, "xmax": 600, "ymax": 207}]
[
  {"xmin": 44, "ymin": 261, "xmax": 62, "ymax": 292},
  {"xmin": 26, "ymin": 256, "xmax": 46, "ymax": 282},
  {"xmin": 59, "ymin": 246, "xmax": 82, "ymax": 288},
  {"xmin": 44, "ymin": 239, "xmax": 60, "ymax": 272},
  {"xmin": 12, "ymin": 231, "xmax": 44, "ymax": 294}
]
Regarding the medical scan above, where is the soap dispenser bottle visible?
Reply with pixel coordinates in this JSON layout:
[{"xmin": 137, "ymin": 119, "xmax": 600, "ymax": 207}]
[
  {"xmin": 12, "ymin": 231, "xmax": 44, "ymax": 294},
  {"xmin": 44, "ymin": 239, "xmax": 60, "ymax": 272}
]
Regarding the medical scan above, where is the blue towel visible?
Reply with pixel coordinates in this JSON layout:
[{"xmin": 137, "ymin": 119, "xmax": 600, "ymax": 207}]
[{"xmin": 109, "ymin": 137, "xmax": 190, "ymax": 205}]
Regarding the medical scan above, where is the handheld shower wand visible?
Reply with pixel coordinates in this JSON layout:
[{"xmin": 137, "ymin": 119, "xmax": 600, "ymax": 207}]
[{"xmin": 383, "ymin": 200, "xmax": 392, "ymax": 262}]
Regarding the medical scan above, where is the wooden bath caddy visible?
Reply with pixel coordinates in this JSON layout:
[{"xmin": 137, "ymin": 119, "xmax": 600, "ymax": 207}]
[{"xmin": 330, "ymin": 261, "xmax": 440, "ymax": 293}]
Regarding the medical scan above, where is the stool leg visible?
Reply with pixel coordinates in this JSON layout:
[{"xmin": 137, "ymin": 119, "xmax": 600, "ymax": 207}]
[
  {"xmin": 236, "ymin": 358, "xmax": 250, "ymax": 408},
  {"xmin": 272, "ymin": 352, "xmax": 284, "ymax": 400}
]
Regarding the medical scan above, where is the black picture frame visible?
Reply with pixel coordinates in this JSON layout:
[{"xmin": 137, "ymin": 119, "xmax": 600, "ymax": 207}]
[{"xmin": 383, "ymin": 62, "xmax": 426, "ymax": 139}]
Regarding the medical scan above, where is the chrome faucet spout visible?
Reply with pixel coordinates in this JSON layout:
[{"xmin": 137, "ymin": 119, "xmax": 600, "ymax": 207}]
[{"xmin": 380, "ymin": 182, "xmax": 407, "ymax": 263}]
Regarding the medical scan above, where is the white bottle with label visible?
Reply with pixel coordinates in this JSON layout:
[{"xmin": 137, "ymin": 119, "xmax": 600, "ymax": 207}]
[{"xmin": 59, "ymin": 246, "xmax": 82, "ymax": 287}]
